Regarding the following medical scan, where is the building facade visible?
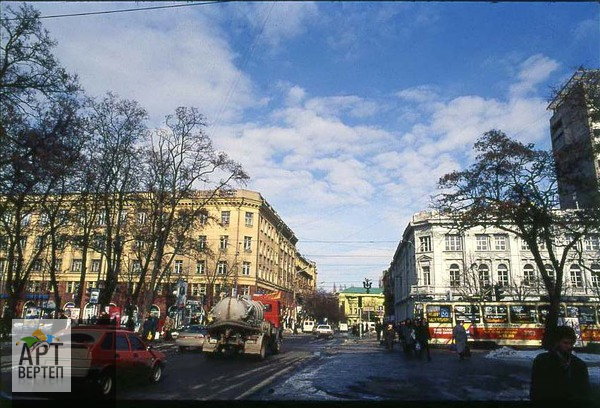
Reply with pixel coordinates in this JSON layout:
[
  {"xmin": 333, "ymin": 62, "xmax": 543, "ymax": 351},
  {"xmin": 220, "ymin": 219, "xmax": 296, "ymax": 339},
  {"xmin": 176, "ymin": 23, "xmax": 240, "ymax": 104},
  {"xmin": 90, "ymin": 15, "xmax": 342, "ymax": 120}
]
[
  {"xmin": 389, "ymin": 210, "xmax": 600, "ymax": 322},
  {"xmin": 549, "ymin": 68, "xmax": 600, "ymax": 209},
  {"xmin": 0, "ymin": 189, "xmax": 316, "ymax": 324},
  {"xmin": 338, "ymin": 287, "xmax": 385, "ymax": 326}
]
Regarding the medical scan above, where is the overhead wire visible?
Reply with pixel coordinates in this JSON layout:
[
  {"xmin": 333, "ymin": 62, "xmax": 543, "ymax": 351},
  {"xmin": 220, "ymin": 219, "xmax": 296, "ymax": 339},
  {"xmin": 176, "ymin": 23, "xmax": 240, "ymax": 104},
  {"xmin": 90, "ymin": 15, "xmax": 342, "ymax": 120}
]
[{"xmin": 2, "ymin": 1, "xmax": 231, "ymax": 21}]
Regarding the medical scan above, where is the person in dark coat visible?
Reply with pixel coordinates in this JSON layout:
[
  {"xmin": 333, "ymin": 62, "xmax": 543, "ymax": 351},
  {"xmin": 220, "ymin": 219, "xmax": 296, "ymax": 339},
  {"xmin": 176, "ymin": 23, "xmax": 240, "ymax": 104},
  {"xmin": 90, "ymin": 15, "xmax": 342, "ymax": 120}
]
[
  {"xmin": 530, "ymin": 325, "xmax": 590, "ymax": 401},
  {"xmin": 383, "ymin": 323, "xmax": 395, "ymax": 351},
  {"xmin": 414, "ymin": 319, "xmax": 432, "ymax": 361},
  {"xmin": 375, "ymin": 320, "xmax": 383, "ymax": 342}
]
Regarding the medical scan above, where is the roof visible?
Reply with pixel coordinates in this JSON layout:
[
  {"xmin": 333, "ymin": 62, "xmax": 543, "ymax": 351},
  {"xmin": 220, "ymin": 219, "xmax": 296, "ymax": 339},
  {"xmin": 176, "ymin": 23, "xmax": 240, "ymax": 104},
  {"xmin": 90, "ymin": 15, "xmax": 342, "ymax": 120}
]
[{"xmin": 339, "ymin": 287, "xmax": 383, "ymax": 295}]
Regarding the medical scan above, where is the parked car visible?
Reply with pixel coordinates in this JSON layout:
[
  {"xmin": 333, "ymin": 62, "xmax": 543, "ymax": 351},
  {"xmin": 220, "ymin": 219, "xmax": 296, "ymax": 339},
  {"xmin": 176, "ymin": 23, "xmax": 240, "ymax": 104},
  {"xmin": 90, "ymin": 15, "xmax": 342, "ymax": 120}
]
[
  {"xmin": 315, "ymin": 324, "xmax": 334, "ymax": 339},
  {"xmin": 175, "ymin": 324, "xmax": 208, "ymax": 352},
  {"xmin": 57, "ymin": 325, "xmax": 166, "ymax": 398}
]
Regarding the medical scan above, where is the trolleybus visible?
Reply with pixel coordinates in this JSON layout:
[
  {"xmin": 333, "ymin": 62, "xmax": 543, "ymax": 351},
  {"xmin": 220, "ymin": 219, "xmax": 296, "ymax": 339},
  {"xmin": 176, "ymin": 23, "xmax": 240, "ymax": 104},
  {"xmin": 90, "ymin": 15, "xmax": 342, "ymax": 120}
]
[{"xmin": 411, "ymin": 300, "xmax": 600, "ymax": 348}]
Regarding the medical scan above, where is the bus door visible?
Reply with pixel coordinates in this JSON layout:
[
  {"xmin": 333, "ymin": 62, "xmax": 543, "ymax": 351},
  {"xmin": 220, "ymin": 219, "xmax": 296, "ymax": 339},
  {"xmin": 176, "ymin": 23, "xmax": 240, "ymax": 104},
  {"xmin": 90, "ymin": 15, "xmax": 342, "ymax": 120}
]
[
  {"xmin": 508, "ymin": 304, "xmax": 540, "ymax": 346},
  {"xmin": 424, "ymin": 304, "xmax": 453, "ymax": 344},
  {"xmin": 566, "ymin": 304, "xmax": 598, "ymax": 346},
  {"xmin": 454, "ymin": 304, "xmax": 481, "ymax": 341}
]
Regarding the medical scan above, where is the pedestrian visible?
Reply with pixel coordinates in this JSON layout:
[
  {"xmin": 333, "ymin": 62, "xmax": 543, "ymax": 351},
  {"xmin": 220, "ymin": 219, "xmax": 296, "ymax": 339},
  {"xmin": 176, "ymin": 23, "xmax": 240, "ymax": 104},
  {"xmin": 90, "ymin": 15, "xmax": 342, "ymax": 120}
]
[
  {"xmin": 415, "ymin": 318, "xmax": 432, "ymax": 361},
  {"xmin": 375, "ymin": 320, "xmax": 383, "ymax": 343},
  {"xmin": 403, "ymin": 319, "xmax": 417, "ymax": 356},
  {"xmin": 530, "ymin": 325, "xmax": 591, "ymax": 401},
  {"xmin": 142, "ymin": 313, "xmax": 155, "ymax": 342},
  {"xmin": 384, "ymin": 322, "xmax": 395, "ymax": 351},
  {"xmin": 452, "ymin": 319, "xmax": 468, "ymax": 360},
  {"xmin": 163, "ymin": 315, "xmax": 174, "ymax": 341}
]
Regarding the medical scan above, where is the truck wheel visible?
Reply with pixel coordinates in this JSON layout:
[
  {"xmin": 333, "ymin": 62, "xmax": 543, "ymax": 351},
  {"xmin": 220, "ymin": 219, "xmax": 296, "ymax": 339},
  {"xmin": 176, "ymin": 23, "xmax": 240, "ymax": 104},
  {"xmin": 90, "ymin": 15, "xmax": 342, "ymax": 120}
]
[
  {"xmin": 258, "ymin": 340, "xmax": 267, "ymax": 360},
  {"xmin": 272, "ymin": 339, "xmax": 282, "ymax": 354}
]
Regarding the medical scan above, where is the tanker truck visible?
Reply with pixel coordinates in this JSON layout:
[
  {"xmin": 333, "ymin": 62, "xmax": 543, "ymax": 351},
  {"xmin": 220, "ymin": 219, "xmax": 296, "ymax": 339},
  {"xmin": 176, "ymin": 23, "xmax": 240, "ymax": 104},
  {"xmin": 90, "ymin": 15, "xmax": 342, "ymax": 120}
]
[{"xmin": 202, "ymin": 293, "xmax": 283, "ymax": 360}]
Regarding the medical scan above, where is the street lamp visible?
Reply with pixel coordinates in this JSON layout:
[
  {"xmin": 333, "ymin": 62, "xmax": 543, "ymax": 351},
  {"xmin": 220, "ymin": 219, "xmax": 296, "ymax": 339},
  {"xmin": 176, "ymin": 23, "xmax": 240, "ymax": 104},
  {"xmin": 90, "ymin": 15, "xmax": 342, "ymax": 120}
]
[{"xmin": 362, "ymin": 278, "xmax": 373, "ymax": 331}]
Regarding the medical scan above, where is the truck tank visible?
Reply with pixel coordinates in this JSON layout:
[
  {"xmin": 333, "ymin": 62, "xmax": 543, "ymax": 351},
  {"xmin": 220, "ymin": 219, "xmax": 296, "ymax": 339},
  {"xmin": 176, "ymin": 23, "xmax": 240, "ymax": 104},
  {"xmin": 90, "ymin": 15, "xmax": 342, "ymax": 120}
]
[{"xmin": 211, "ymin": 296, "xmax": 265, "ymax": 327}]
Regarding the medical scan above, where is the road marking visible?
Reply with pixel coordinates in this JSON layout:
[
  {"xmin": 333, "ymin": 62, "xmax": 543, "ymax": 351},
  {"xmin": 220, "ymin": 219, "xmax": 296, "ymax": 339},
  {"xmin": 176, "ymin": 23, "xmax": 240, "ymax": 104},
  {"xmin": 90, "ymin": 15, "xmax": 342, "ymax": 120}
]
[{"xmin": 234, "ymin": 356, "xmax": 315, "ymax": 400}]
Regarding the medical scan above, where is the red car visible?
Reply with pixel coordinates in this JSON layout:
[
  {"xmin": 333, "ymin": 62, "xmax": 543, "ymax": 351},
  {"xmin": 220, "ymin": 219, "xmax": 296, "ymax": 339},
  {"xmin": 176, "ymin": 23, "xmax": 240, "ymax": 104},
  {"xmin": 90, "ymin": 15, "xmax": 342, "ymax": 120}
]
[{"xmin": 61, "ymin": 325, "xmax": 166, "ymax": 398}]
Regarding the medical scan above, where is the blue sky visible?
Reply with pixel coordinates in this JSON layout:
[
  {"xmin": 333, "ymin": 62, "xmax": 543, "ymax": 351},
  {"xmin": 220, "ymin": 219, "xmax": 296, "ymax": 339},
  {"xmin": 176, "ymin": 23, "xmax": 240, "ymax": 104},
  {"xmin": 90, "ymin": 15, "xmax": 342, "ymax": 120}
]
[{"xmin": 10, "ymin": 1, "xmax": 600, "ymax": 291}]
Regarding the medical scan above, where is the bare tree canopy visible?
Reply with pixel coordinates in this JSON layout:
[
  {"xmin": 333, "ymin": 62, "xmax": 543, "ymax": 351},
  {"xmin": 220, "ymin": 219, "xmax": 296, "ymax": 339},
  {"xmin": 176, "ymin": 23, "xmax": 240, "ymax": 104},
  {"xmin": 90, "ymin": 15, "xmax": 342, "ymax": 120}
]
[{"xmin": 434, "ymin": 129, "xmax": 600, "ymax": 348}]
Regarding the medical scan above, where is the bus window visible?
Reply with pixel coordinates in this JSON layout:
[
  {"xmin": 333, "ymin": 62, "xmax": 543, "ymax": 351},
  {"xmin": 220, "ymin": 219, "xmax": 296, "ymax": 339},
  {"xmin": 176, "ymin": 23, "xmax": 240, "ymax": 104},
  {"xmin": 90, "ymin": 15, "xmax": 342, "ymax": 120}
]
[
  {"xmin": 537, "ymin": 304, "xmax": 566, "ymax": 324},
  {"xmin": 425, "ymin": 304, "xmax": 452, "ymax": 323},
  {"xmin": 509, "ymin": 305, "xmax": 536, "ymax": 324},
  {"xmin": 454, "ymin": 305, "xmax": 481, "ymax": 324},
  {"xmin": 483, "ymin": 305, "xmax": 508, "ymax": 324},
  {"xmin": 568, "ymin": 305, "xmax": 597, "ymax": 324}
]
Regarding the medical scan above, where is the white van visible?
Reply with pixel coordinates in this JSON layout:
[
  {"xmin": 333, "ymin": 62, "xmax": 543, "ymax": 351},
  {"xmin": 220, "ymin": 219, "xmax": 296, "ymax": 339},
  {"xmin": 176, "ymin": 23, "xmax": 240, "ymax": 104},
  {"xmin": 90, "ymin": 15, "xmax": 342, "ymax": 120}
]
[{"xmin": 302, "ymin": 320, "xmax": 315, "ymax": 333}]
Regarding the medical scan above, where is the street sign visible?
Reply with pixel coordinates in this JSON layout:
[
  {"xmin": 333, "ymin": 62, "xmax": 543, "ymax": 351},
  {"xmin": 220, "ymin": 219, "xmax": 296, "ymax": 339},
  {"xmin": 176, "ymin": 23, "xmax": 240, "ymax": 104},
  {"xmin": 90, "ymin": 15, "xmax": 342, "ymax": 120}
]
[
  {"xmin": 90, "ymin": 289, "xmax": 100, "ymax": 304},
  {"xmin": 363, "ymin": 306, "xmax": 375, "ymax": 312}
]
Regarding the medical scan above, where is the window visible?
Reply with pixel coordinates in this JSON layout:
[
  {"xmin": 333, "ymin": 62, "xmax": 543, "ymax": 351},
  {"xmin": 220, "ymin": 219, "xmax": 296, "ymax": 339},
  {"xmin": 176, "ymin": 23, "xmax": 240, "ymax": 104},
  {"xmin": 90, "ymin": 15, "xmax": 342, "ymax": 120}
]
[
  {"xmin": 91, "ymin": 259, "xmax": 101, "ymax": 273},
  {"xmin": 19, "ymin": 237, "xmax": 27, "ymax": 249},
  {"xmin": 454, "ymin": 305, "xmax": 481, "ymax": 324},
  {"xmin": 220, "ymin": 235, "xmax": 228, "ymax": 250},
  {"xmin": 445, "ymin": 234, "xmax": 462, "ymax": 251},
  {"xmin": 449, "ymin": 264, "xmax": 460, "ymax": 287},
  {"xmin": 71, "ymin": 259, "xmax": 83, "ymax": 272},
  {"xmin": 545, "ymin": 264, "xmax": 555, "ymax": 283},
  {"xmin": 520, "ymin": 239, "xmax": 530, "ymax": 251},
  {"xmin": 199, "ymin": 211, "xmax": 208, "ymax": 225},
  {"xmin": 132, "ymin": 260, "xmax": 141, "ymax": 274},
  {"xmin": 476, "ymin": 235, "xmax": 489, "ymax": 251},
  {"xmin": 198, "ymin": 235, "xmax": 207, "ymax": 250},
  {"xmin": 585, "ymin": 235, "xmax": 600, "ymax": 251},
  {"xmin": 56, "ymin": 258, "xmax": 62, "ymax": 272},
  {"xmin": 32, "ymin": 259, "xmax": 42, "ymax": 271},
  {"xmin": 66, "ymin": 281, "xmax": 76, "ymax": 293},
  {"xmin": 137, "ymin": 212, "xmax": 147, "ymax": 225},
  {"xmin": 497, "ymin": 264, "xmax": 509, "ymax": 286},
  {"xmin": 97, "ymin": 213, "xmax": 106, "ymax": 226},
  {"xmin": 221, "ymin": 211, "xmax": 230, "ymax": 225},
  {"xmin": 570, "ymin": 265, "xmax": 583, "ymax": 288},
  {"xmin": 591, "ymin": 264, "xmax": 600, "ymax": 288},
  {"xmin": 478, "ymin": 264, "xmax": 490, "ymax": 286},
  {"xmin": 242, "ymin": 262, "xmax": 251, "ymax": 276},
  {"xmin": 243, "ymin": 236, "xmax": 252, "ymax": 251},
  {"xmin": 196, "ymin": 260, "xmax": 205, "ymax": 275},
  {"xmin": 523, "ymin": 264, "xmax": 535, "ymax": 286},
  {"xmin": 483, "ymin": 305, "xmax": 508, "ymax": 324},
  {"xmin": 419, "ymin": 236, "xmax": 432, "ymax": 252},
  {"xmin": 217, "ymin": 261, "xmax": 227, "ymax": 274},
  {"xmin": 509, "ymin": 305, "xmax": 536, "ymax": 324},
  {"xmin": 39, "ymin": 213, "xmax": 50, "ymax": 226},
  {"xmin": 34, "ymin": 236, "xmax": 45, "ymax": 250},
  {"xmin": 239, "ymin": 285, "xmax": 250, "ymax": 296},
  {"xmin": 174, "ymin": 260, "xmax": 183, "ymax": 274},
  {"xmin": 199, "ymin": 284, "xmax": 207, "ymax": 295},
  {"xmin": 494, "ymin": 235, "xmax": 507, "ymax": 251},
  {"xmin": 422, "ymin": 265, "xmax": 431, "ymax": 286},
  {"xmin": 245, "ymin": 212, "xmax": 254, "ymax": 227}
]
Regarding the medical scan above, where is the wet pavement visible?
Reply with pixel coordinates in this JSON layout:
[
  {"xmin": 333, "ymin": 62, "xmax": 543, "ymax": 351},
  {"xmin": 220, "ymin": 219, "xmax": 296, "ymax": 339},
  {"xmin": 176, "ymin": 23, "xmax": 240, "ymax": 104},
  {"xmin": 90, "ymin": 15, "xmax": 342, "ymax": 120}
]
[{"xmin": 249, "ymin": 336, "xmax": 538, "ymax": 401}]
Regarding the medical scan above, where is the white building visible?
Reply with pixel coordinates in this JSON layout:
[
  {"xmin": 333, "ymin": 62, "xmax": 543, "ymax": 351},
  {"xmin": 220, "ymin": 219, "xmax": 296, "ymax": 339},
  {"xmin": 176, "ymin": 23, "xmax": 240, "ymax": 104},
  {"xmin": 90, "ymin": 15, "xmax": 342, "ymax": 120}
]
[{"xmin": 390, "ymin": 210, "xmax": 600, "ymax": 321}]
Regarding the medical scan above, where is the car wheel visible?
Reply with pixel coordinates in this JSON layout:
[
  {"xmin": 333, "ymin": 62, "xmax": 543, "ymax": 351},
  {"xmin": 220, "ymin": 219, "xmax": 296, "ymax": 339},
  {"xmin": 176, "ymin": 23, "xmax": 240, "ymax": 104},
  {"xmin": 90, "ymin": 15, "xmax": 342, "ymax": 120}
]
[
  {"xmin": 96, "ymin": 370, "xmax": 115, "ymax": 398},
  {"xmin": 272, "ymin": 339, "xmax": 282, "ymax": 354},
  {"xmin": 149, "ymin": 363, "xmax": 162, "ymax": 383}
]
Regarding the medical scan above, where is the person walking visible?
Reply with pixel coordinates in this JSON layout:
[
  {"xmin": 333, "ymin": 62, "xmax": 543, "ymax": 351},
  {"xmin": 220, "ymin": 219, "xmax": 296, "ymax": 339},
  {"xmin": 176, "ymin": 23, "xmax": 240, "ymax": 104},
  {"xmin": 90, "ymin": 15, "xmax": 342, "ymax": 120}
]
[
  {"xmin": 403, "ymin": 319, "xmax": 416, "ymax": 356},
  {"xmin": 163, "ymin": 314, "xmax": 174, "ymax": 341},
  {"xmin": 415, "ymin": 318, "xmax": 432, "ymax": 361},
  {"xmin": 384, "ymin": 322, "xmax": 395, "ymax": 351},
  {"xmin": 142, "ymin": 313, "xmax": 156, "ymax": 342},
  {"xmin": 452, "ymin": 319, "xmax": 468, "ymax": 360},
  {"xmin": 530, "ymin": 325, "xmax": 591, "ymax": 401},
  {"xmin": 375, "ymin": 320, "xmax": 383, "ymax": 343}
]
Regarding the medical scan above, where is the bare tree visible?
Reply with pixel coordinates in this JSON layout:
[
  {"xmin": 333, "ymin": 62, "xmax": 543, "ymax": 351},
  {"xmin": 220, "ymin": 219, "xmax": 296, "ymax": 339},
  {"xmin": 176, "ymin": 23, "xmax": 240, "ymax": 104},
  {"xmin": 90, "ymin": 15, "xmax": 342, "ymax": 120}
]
[
  {"xmin": 435, "ymin": 130, "xmax": 600, "ymax": 348},
  {"xmin": 130, "ymin": 106, "xmax": 248, "ymax": 318},
  {"xmin": 82, "ymin": 92, "xmax": 148, "ymax": 314}
]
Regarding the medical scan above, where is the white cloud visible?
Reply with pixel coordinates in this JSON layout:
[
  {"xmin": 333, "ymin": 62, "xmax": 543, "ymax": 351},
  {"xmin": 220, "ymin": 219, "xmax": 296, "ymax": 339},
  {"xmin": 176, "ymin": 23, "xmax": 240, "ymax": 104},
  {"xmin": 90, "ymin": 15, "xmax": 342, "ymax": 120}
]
[
  {"xmin": 574, "ymin": 18, "xmax": 599, "ymax": 43},
  {"xmin": 509, "ymin": 54, "xmax": 560, "ymax": 98}
]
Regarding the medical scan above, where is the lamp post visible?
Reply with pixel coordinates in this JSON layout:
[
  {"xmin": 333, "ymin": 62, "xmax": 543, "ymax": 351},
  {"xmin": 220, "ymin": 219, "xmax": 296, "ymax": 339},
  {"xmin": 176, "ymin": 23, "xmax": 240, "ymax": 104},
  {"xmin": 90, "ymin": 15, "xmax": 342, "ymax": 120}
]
[{"xmin": 363, "ymin": 278, "xmax": 372, "ymax": 331}]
